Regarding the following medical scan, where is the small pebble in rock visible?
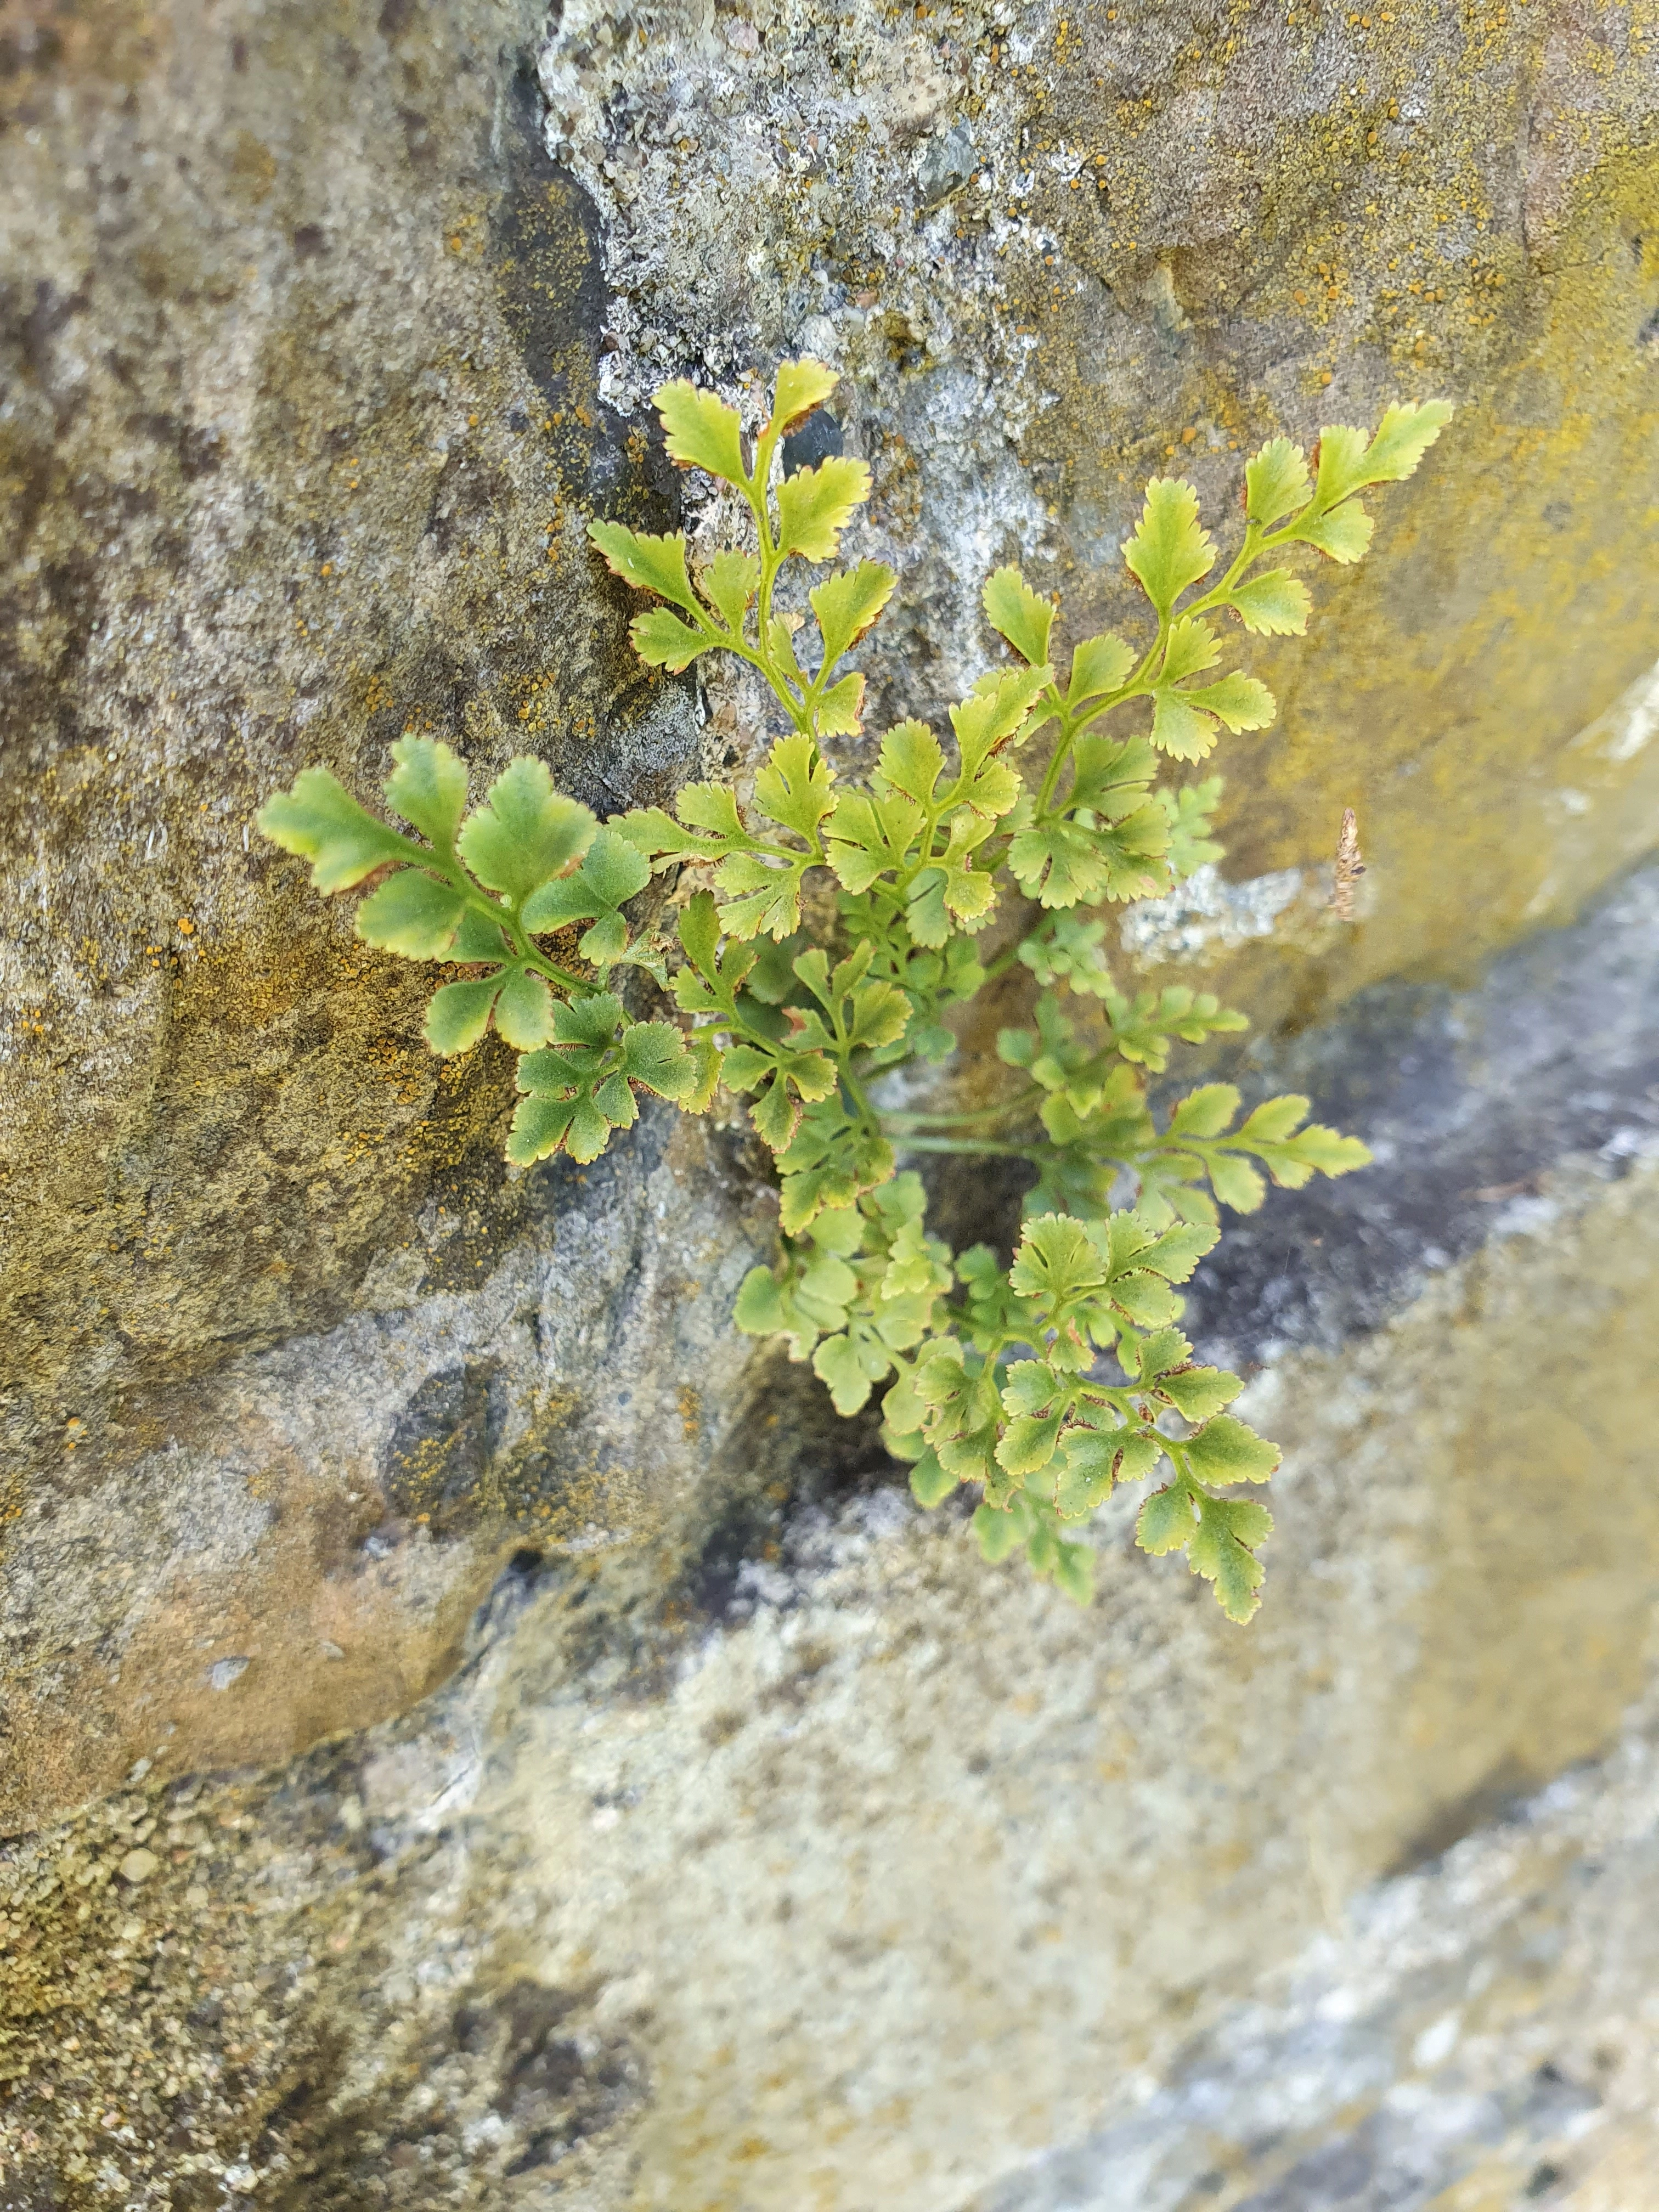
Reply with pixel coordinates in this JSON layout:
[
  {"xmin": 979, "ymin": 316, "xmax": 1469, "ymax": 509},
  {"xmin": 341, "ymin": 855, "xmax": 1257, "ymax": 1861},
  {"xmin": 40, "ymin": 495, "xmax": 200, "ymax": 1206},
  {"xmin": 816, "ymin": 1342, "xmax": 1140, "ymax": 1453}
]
[
  {"xmin": 207, "ymin": 1656, "xmax": 251, "ymax": 1691},
  {"xmin": 916, "ymin": 119, "xmax": 977, "ymax": 210},
  {"xmin": 120, "ymin": 1848, "xmax": 158, "ymax": 1884}
]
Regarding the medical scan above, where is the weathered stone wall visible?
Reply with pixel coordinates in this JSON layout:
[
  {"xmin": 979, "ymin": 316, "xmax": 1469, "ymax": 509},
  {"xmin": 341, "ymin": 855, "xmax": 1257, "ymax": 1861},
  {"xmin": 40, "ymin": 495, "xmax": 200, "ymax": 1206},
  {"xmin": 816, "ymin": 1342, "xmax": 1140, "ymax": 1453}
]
[
  {"xmin": 2, "ymin": 0, "xmax": 1657, "ymax": 2202},
  {"xmin": 0, "ymin": 0, "xmax": 788, "ymax": 1831}
]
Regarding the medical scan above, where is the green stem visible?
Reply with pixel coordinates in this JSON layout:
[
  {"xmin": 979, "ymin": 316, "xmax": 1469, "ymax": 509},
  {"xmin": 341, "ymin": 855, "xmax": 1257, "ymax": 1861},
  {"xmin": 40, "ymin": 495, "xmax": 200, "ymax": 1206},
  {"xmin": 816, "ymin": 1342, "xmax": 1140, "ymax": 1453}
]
[
  {"xmin": 839, "ymin": 1062, "xmax": 881, "ymax": 1135},
  {"xmin": 979, "ymin": 947, "xmax": 1024, "ymax": 983},
  {"xmin": 890, "ymin": 1135, "xmax": 1041, "ymax": 1159},
  {"xmin": 1178, "ymin": 521, "xmax": 1266, "ymax": 626},
  {"xmin": 501, "ymin": 904, "xmax": 580, "ymax": 991},
  {"xmin": 1034, "ymin": 702, "xmax": 1076, "ymax": 816},
  {"xmin": 743, "ymin": 445, "xmax": 819, "ymax": 741},
  {"xmin": 882, "ymin": 1087, "xmax": 1042, "ymax": 1130},
  {"xmin": 428, "ymin": 856, "xmax": 590, "ymax": 995},
  {"xmin": 521, "ymin": 949, "xmax": 592, "ymax": 994},
  {"xmin": 864, "ymin": 877, "xmax": 911, "ymax": 919},
  {"xmin": 935, "ymin": 1310, "xmax": 1025, "ymax": 1359},
  {"xmin": 1020, "ymin": 516, "xmax": 1272, "ymax": 834}
]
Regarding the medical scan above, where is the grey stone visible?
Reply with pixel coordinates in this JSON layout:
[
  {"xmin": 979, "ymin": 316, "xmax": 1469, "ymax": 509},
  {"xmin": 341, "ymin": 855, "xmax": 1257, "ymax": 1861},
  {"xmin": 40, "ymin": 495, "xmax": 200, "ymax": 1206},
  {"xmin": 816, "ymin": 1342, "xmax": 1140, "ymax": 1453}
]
[
  {"xmin": 917, "ymin": 120, "xmax": 979, "ymax": 211},
  {"xmin": 4, "ymin": 0, "xmax": 1659, "ymax": 2200},
  {"xmin": 1181, "ymin": 855, "xmax": 1659, "ymax": 1373}
]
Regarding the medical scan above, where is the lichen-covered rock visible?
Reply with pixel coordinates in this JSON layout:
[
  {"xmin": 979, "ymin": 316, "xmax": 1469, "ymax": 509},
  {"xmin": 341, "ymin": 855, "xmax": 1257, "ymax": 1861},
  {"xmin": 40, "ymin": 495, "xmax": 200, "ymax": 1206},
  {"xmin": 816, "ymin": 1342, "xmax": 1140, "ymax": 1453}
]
[
  {"xmin": 3, "ymin": 0, "xmax": 1659, "ymax": 2200},
  {"xmin": 543, "ymin": 0, "xmax": 1659, "ymax": 1005},
  {"xmin": 0, "ymin": 0, "xmax": 775, "ymax": 1830},
  {"xmin": 4, "ymin": 859, "xmax": 1656, "ymax": 2206},
  {"xmin": 3, "ymin": 1142, "xmax": 1657, "ymax": 2202}
]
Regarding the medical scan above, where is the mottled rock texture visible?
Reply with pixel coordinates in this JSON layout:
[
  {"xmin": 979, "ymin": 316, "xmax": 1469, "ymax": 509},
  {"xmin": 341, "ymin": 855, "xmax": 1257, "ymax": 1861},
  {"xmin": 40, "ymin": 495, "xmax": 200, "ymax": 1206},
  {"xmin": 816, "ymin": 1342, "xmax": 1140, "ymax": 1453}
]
[
  {"xmin": 2, "ymin": 0, "xmax": 1658, "ymax": 2201},
  {"xmin": 0, "ymin": 0, "xmax": 782, "ymax": 1830},
  {"xmin": 543, "ymin": 0, "xmax": 1659, "ymax": 1000}
]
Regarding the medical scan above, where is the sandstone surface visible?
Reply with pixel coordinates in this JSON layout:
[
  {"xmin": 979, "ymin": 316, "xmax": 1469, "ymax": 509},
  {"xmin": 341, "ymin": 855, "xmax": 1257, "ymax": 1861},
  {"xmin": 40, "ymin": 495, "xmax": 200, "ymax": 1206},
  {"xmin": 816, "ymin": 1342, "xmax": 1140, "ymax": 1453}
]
[{"xmin": 2, "ymin": 0, "xmax": 1657, "ymax": 2202}]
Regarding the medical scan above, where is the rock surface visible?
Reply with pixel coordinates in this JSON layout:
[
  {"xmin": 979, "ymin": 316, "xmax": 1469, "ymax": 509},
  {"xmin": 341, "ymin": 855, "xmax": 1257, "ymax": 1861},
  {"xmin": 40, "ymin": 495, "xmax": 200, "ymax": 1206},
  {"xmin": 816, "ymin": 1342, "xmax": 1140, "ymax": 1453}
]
[
  {"xmin": 2, "ymin": 0, "xmax": 1658, "ymax": 2202},
  {"xmin": 0, "ymin": 0, "xmax": 766, "ymax": 1831},
  {"xmin": 3, "ymin": 924, "xmax": 1658, "ymax": 2199}
]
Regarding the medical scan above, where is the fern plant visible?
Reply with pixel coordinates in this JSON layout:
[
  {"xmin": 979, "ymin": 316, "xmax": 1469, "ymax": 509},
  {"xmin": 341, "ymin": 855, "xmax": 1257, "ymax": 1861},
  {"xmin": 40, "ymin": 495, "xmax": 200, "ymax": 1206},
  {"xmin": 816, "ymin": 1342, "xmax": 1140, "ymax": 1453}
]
[{"xmin": 259, "ymin": 360, "xmax": 1449, "ymax": 1621}]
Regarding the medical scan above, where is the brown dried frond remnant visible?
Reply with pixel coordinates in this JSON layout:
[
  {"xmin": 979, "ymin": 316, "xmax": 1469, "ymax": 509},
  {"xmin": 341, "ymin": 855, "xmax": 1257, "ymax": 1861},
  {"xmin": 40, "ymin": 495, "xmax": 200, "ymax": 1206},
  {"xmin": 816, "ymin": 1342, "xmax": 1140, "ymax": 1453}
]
[{"xmin": 1333, "ymin": 806, "xmax": 1365, "ymax": 922}]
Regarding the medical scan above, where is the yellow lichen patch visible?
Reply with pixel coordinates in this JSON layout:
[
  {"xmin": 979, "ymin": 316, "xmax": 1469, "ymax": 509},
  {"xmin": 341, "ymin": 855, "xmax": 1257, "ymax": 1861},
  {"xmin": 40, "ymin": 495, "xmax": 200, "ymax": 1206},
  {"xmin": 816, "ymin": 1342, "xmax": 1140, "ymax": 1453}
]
[{"xmin": 1009, "ymin": 64, "xmax": 1659, "ymax": 1007}]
